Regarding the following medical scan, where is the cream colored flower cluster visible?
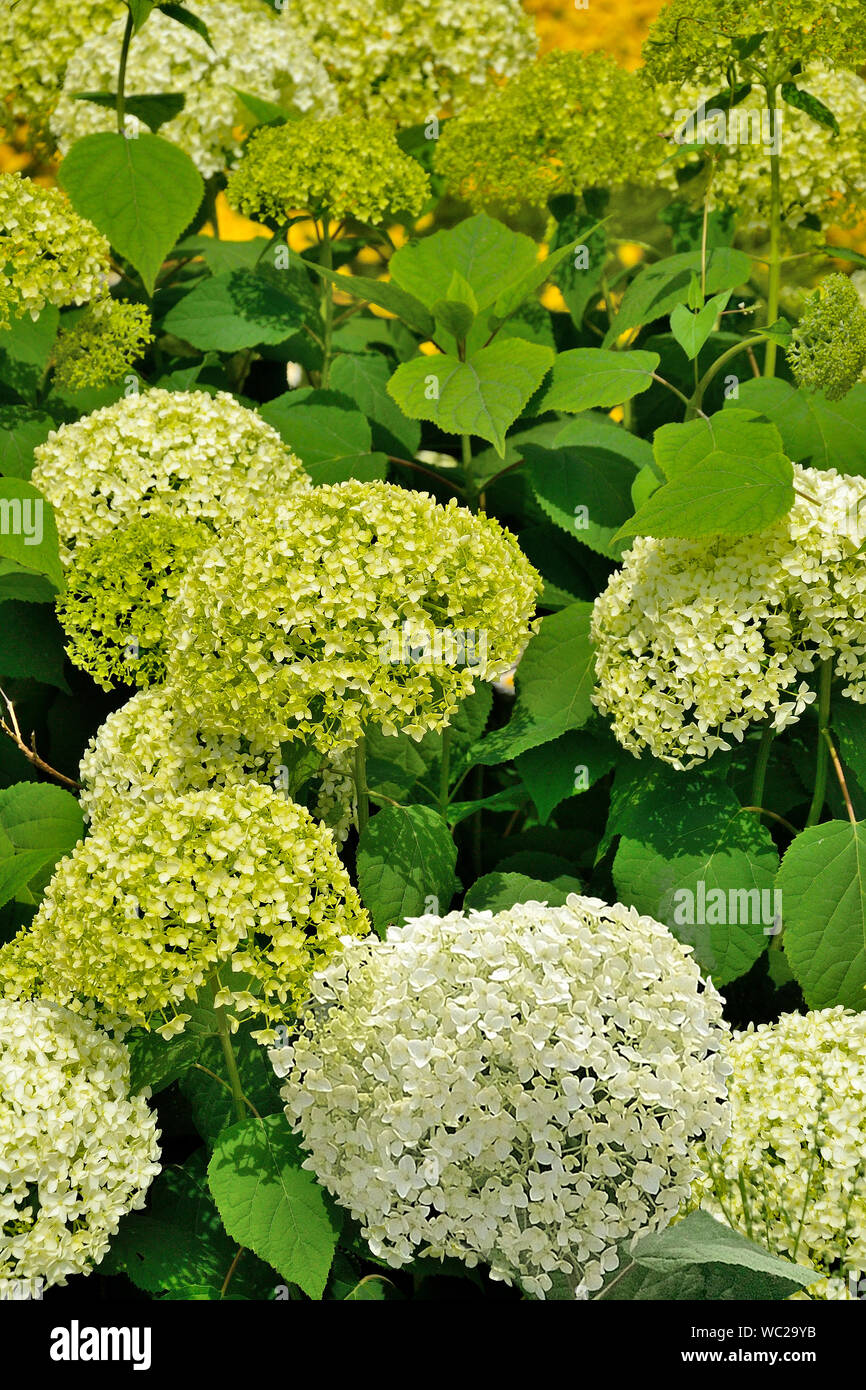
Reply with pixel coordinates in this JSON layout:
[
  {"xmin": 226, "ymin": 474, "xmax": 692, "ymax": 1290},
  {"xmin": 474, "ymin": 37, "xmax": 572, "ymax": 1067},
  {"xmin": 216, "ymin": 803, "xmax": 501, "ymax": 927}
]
[
  {"xmin": 656, "ymin": 66, "xmax": 866, "ymax": 231},
  {"xmin": 592, "ymin": 466, "xmax": 866, "ymax": 768},
  {"xmin": 273, "ymin": 894, "xmax": 731, "ymax": 1298},
  {"xmin": 166, "ymin": 480, "xmax": 542, "ymax": 754},
  {"xmin": 0, "ymin": 173, "xmax": 110, "ymax": 329},
  {"xmin": 30, "ymin": 387, "xmax": 308, "ymax": 560},
  {"xmin": 78, "ymin": 685, "xmax": 357, "ymax": 845},
  {"xmin": 0, "ymin": 783, "xmax": 370, "ymax": 1040},
  {"xmin": 283, "ymin": 0, "xmax": 536, "ymax": 124},
  {"xmin": 698, "ymin": 1008, "xmax": 866, "ymax": 1301},
  {"xmin": 0, "ymin": 999, "xmax": 160, "ymax": 1288},
  {"xmin": 0, "ymin": 0, "xmax": 119, "ymax": 136},
  {"xmin": 51, "ymin": 0, "xmax": 338, "ymax": 178}
]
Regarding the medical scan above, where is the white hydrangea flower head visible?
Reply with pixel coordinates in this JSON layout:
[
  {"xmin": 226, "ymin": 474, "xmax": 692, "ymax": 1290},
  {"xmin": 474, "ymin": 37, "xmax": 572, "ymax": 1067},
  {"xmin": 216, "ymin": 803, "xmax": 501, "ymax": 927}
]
[
  {"xmin": 51, "ymin": 0, "xmax": 338, "ymax": 177},
  {"xmin": 0, "ymin": 998, "xmax": 161, "ymax": 1288},
  {"xmin": 0, "ymin": 783, "xmax": 369, "ymax": 1039},
  {"xmin": 697, "ymin": 1008, "xmax": 866, "ymax": 1301},
  {"xmin": 283, "ymin": 0, "xmax": 537, "ymax": 124},
  {"xmin": 272, "ymin": 894, "xmax": 731, "ymax": 1298},
  {"xmin": 30, "ymin": 387, "xmax": 308, "ymax": 560},
  {"xmin": 0, "ymin": 173, "xmax": 110, "ymax": 329},
  {"xmin": 657, "ymin": 65, "xmax": 866, "ymax": 231},
  {"xmin": 166, "ymin": 480, "xmax": 542, "ymax": 755},
  {"xmin": 0, "ymin": 0, "xmax": 120, "ymax": 137},
  {"xmin": 79, "ymin": 684, "xmax": 357, "ymax": 844},
  {"xmin": 592, "ymin": 465, "xmax": 866, "ymax": 768}
]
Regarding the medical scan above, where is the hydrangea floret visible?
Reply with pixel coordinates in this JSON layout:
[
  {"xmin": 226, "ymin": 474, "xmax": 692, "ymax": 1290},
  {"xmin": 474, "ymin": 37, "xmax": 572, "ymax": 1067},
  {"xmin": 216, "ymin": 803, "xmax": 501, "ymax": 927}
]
[
  {"xmin": 283, "ymin": 0, "xmax": 536, "ymax": 124},
  {"xmin": 0, "ymin": 998, "xmax": 161, "ymax": 1288},
  {"xmin": 272, "ymin": 894, "xmax": 731, "ymax": 1298},
  {"xmin": 592, "ymin": 465, "xmax": 866, "ymax": 768},
  {"xmin": 30, "ymin": 387, "xmax": 308, "ymax": 559},
  {"xmin": 787, "ymin": 274, "xmax": 866, "ymax": 401},
  {"xmin": 642, "ymin": 0, "xmax": 866, "ymax": 87},
  {"xmin": 225, "ymin": 115, "xmax": 431, "ymax": 226},
  {"xmin": 435, "ymin": 50, "xmax": 665, "ymax": 213},
  {"xmin": 0, "ymin": 173, "xmax": 110, "ymax": 329},
  {"xmin": 0, "ymin": 0, "xmax": 118, "ymax": 137},
  {"xmin": 697, "ymin": 1008, "xmax": 866, "ymax": 1301},
  {"xmin": 57, "ymin": 515, "xmax": 210, "ymax": 690},
  {"xmin": 166, "ymin": 480, "xmax": 542, "ymax": 754},
  {"xmin": 51, "ymin": 0, "xmax": 337, "ymax": 177},
  {"xmin": 0, "ymin": 783, "xmax": 370, "ymax": 1040},
  {"xmin": 52, "ymin": 299, "xmax": 153, "ymax": 391},
  {"xmin": 78, "ymin": 684, "xmax": 357, "ymax": 844}
]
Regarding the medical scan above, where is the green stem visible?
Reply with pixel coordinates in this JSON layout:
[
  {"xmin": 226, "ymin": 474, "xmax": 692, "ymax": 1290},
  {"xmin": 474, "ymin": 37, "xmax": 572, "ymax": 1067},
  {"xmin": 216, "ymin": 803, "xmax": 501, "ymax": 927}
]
[
  {"xmin": 764, "ymin": 86, "xmax": 782, "ymax": 377},
  {"xmin": 805, "ymin": 659, "xmax": 833, "ymax": 828},
  {"xmin": 354, "ymin": 735, "xmax": 369, "ymax": 836},
  {"xmin": 750, "ymin": 725, "xmax": 775, "ymax": 810},
  {"xmin": 687, "ymin": 338, "xmax": 756, "ymax": 418},
  {"xmin": 438, "ymin": 727, "xmax": 452, "ymax": 815},
  {"xmin": 116, "ymin": 7, "xmax": 134, "ymax": 135},
  {"xmin": 214, "ymin": 993, "xmax": 246, "ymax": 1126},
  {"xmin": 319, "ymin": 214, "xmax": 334, "ymax": 388}
]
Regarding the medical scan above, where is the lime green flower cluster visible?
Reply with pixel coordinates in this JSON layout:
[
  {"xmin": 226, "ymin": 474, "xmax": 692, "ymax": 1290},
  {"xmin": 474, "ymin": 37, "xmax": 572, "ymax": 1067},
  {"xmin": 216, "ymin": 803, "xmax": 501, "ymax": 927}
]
[
  {"xmin": 0, "ymin": 998, "xmax": 161, "ymax": 1288},
  {"xmin": 226, "ymin": 115, "xmax": 430, "ymax": 226},
  {"xmin": 57, "ymin": 515, "xmax": 209, "ymax": 691},
  {"xmin": 0, "ymin": 0, "xmax": 119, "ymax": 137},
  {"xmin": 78, "ymin": 685, "xmax": 357, "ymax": 845},
  {"xmin": 656, "ymin": 66, "xmax": 866, "ymax": 233},
  {"xmin": 30, "ymin": 387, "xmax": 308, "ymax": 560},
  {"xmin": 697, "ymin": 1009, "xmax": 866, "ymax": 1300},
  {"xmin": 642, "ymin": 0, "xmax": 866, "ymax": 87},
  {"xmin": 787, "ymin": 274, "xmax": 866, "ymax": 401},
  {"xmin": 52, "ymin": 300, "xmax": 153, "ymax": 391},
  {"xmin": 166, "ymin": 481, "xmax": 542, "ymax": 754},
  {"xmin": 284, "ymin": 0, "xmax": 536, "ymax": 124},
  {"xmin": 435, "ymin": 50, "xmax": 665, "ymax": 213},
  {"xmin": 0, "ymin": 173, "xmax": 110, "ymax": 330},
  {"xmin": 0, "ymin": 783, "xmax": 371, "ymax": 1041}
]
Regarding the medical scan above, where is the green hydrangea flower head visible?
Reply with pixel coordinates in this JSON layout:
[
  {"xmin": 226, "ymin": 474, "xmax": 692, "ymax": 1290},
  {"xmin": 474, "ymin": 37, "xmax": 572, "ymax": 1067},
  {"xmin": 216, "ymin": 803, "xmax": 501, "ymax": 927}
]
[
  {"xmin": 30, "ymin": 387, "xmax": 308, "ymax": 560},
  {"xmin": 592, "ymin": 465, "xmax": 866, "ymax": 768},
  {"xmin": 0, "ymin": 783, "xmax": 371, "ymax": 1040},
  {"xmin": 51, "ymin": 0, "xmax": 337, "ymax": 178},
  {"xmin": 655, "ymin": 65, "xmax": 866, "ymax": 233},
  {"xmin": 52, "ymin": 299, "xmax": 153, "ymax": 391},
  {"xmin": 643, "ymin": 0, "xmax": 866, "ymax": 87},
  {"xmin": 435, "ymin": 50, "xmax": 665, "ymax": 213},
  {"xmin": 166, "ymin": 480, "xmax": 543, "ymax": 754},
  {"xmin": 0, "ymin": 0, "xmax": 119, "ymax": 138},
  {"xmin": 78, "ymin": 684, "xmax": 357, "ymax": 845},
  {"xmin": 272, "ymin": 894, "xmax": 731, "ymax": 1298},
  {"xmin": 283, "ymin": 0, "xmax": 536, "ymax": 124},
  {"xmin": 0, "ymin": 998, "xmax": 161, "ymax": 1288},
  {"xmin": 0, "ymin": 173, "xmax": 110, "ymax": 329},
  {"xmin": 226, "ymin": 114, "xmax": 430, "ymax": 226},
  {"xmin": 57, "ymin": 515, "xmax": 210, "ymax": 691},
  {"xmin": 696, "ymin": 1008, "xmax": 866, "ymax": 1300},
  {"xmin": 787, "ymin": 274, "xmax": 866, "ymax": 401}
]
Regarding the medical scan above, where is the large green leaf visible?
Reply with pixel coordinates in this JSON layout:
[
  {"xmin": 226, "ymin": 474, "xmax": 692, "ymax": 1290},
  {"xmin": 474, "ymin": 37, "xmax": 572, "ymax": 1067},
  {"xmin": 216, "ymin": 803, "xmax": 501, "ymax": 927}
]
[
  {"xmin": 357, "ymin": 803, "xmax": 457, "ymax": 933},
  {"xmin": 207, "ymin": 1115, "xmax": 341, "ymax": 1299},
  {"xmin": 590, "ymin": 1210, "xmax": 819, "ymax": 1301},
  {"xmin": 259, "ymin": 390, "xmax": 386, "ymax": 484},
  {"xmin": 0, "ymin": 601, "xmax": 69, "ymax": 689},
  {"xmin": 534, "ymin": 348, "xmax": 659, "ymax": 414},
  {"xmin": 670, "ymin": 291, "xmax": 731, "ymax": 360},
  {"xmin": 0, "ymin": 478, "xmax": 63, "ymax": 590},
  {"xmin": 387, "ymin": 340, "xmax": 554, "ymax": 456},
  {"xmin": 779, "ymin": 820, "xmax": 866, "ymax": 1009},
  {"xmin": 72, "ymin": 90, "xmax": 186, "ymax": 133},
  {"xmin": 59, "ymin": 132, "xmax": 204, "ymax": 293},
  {"xmin": 603, "ymin": 249, "xmax": 751, "ymax": 346},
  {"xmin": 523, "ymin": 430, "xmax": 640, "ymax": 559},
  {"xmin": 162, "ymin": 269, "xmax": 305, "ymax": 350},
  {"xmin": 0, "ymin": 783, "xmax": 82, "ymax": 908},
  {"xmin": 305, "ymin": 259, "xmax": 435, "ymax": 339},
  {"xmin": 728, "ymin": 378, "xmax": 866, "ymax": 475},
  {"xmin": 612, "ymin": 767, "xmax": 779, "ymax": 985},
  {"xmin": 516, "ymin": 727, "xmax": 617, "ymax": 824},
  {"xmin": 329, "ymin": 352, "xmax": 421, "ymax": 457},
  {"xmin": 463, "ymin": 871, "xmax": 580, "ymax": 913},
  {"xmin": 0, "ymin": 406, "xmax": 54, "ymax": 480},
  {"xmin": 388, "ymin": 213, "xmax": 538, "ymax": 315},
  {"xmin": 0, "ymin": 307, "xmax": 59, "ymax": 403},
  {"xmin": 180, "ymin": 1024, "xmax": 283, "ymax": 1146},
  {"xmin": 615, "ymin": 412, "xmax": 793, "ymax": 539}
]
